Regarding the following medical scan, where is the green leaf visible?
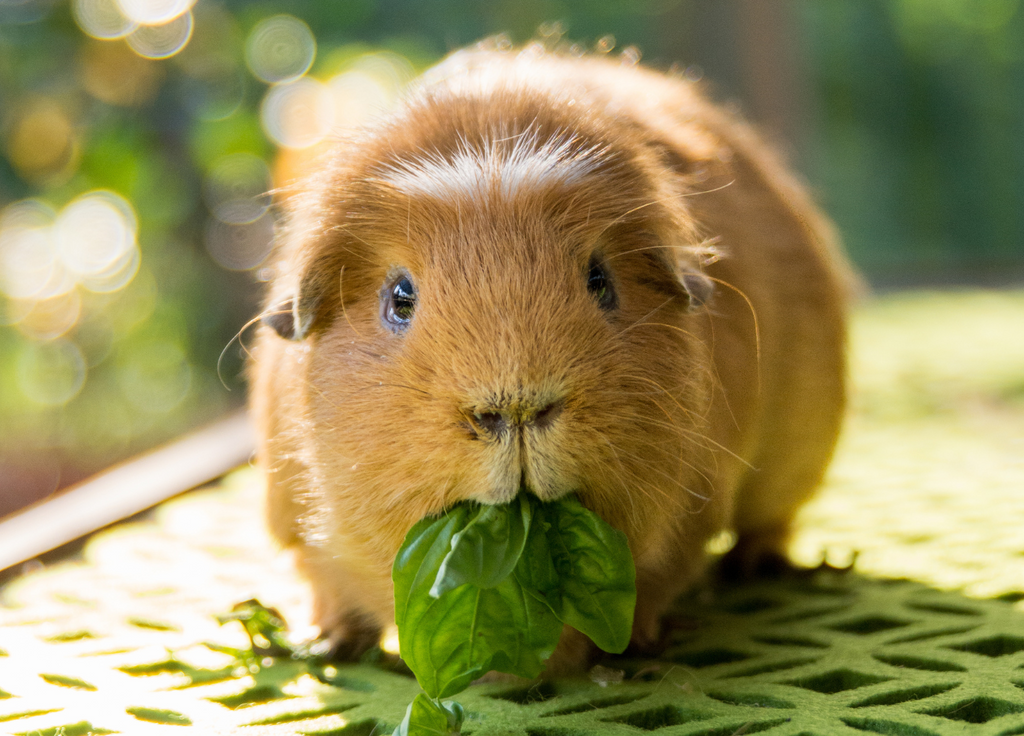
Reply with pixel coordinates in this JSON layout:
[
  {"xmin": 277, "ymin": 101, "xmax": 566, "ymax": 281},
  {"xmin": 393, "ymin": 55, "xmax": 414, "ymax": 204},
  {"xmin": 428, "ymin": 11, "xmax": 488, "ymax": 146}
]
[
  {"xmin": 430, "ymin": 493, "xmax": 532, "ymax": 598},
  {"xmin": 516, "ymin": 496, "xmax": 636, "ymax": 653},
  {"xmin": 392, "ymin": 694, "xmax": 464, "ymax": 736},
  {"xmin": 216, "ymin": 599, "xmax": 292, "ymax": 657},
  {"xmin": 393, "ymin": 505, "xmax": 562, "ymax": 697},
  {"xmin": 393, "ymin": 507, "xmax": 473, "ymax": 657},
  {"xmin": 393, "ymin": 493, "xmax": 636, "ymax": 702}
]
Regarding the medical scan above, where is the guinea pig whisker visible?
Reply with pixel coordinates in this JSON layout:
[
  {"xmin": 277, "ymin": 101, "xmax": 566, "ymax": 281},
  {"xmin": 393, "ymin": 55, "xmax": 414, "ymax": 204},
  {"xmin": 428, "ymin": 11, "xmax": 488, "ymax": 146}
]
[
  {"xmin": 585, "ymin": 186, "xmax": 709, "ymax": 244},
  {"xmin": 358, "ymin": 383, "xmax": 433, "ymax": 397},
  {"xmin": 608, "ymin": 374, "xmax": 738, "ymax": 471},
  {"xmin": 706, "ymin": 275, "xmax": 762, "ymax": 375},
  {"xmin": 617, "ymin": 378, "xmax": 754, "ymax": 471},
  {"xmin": 594, "ymin": 422, "xmax": 695, "ymax": 500},
  {"xmin": 337, "ymin": 266, "xmax": 365, "ymax": 340},
  {"xmin": 602, "ymin": 242, "xmax": 684, "ymax": 265},
  {"xmin": 644, "ymin": 464, "xmax": 708, "ymax": 505},
  {"xmin": 611, "ymin": 237, "xmax": 723, "ymax": 265},
  {"xmin": 681, "ymin": 178, "xmax": 737, "ymax": 199},
  {"xmin": 306, "ymin": 380, "xmax": 347, "ymax": 414},
  {"xmin": 620, "ymin": 320, "xmax": 699, "ymax": 342},
  {"xmin": 336, "ymin": 230, "xmax": 382, "ymax": 265},
  {"xmin": 626, "ymin": 374, "xmax": 705, "ymax": 424},
  {"xmin": 596, "ymin": 436, "xmax": 644, "ymax": 530},
  {"xmin": 603, "ymin": 419, "xmax": 716, "ymax": 492},
  {"xmin": 217, "ymin": 312, "xmax": 267, "ymax": 390},
  {"xmin": 603, "ymin": 406, "xmax": 709, "ymax": 447}
]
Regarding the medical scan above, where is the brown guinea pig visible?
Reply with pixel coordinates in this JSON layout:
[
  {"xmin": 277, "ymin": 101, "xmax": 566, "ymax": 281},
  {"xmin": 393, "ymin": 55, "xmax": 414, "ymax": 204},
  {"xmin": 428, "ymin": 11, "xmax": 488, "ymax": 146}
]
[{"xmin": 249, "ymin": 43, "xmax": 853, "ymax": 670}]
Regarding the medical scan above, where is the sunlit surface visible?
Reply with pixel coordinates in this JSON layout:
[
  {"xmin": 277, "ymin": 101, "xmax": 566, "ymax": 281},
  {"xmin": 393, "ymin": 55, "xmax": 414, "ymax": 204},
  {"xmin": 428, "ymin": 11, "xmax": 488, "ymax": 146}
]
[
  {"xmin": 381, "ymin": 625, "xmax": 401, "ymax": 655},
  {"xmin": 245, "ymin": 14, "xmax": 316, "ymax": 84},
  {"xmin": 3, "ymin": 320, "xmax": 1024, "ymax": 734}
]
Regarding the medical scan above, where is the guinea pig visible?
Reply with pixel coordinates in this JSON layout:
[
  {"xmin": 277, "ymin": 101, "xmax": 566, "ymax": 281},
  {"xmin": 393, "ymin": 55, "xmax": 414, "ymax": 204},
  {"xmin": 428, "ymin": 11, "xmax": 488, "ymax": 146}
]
[{"xmin": 249, "ymin": 42, "xmax": 853, "ymax": 670}]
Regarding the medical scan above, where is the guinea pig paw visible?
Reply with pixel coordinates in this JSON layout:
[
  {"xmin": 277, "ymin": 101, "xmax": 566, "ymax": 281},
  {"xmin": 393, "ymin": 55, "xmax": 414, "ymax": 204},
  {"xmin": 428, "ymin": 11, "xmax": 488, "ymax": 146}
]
[
  {"xmin": 623, "ymin": 611, "xmax": 697, "ymax": 659},
  {"xmin": 541, "ymin": 627, "xmax": 601, "ymax": 677},
  {"xmin": 718, "ymin": 531, "xmax": 804, "ymax": 580},
  {"xmin": 314, "ymin": 611, "xmax": 383, "ymax": 662}
]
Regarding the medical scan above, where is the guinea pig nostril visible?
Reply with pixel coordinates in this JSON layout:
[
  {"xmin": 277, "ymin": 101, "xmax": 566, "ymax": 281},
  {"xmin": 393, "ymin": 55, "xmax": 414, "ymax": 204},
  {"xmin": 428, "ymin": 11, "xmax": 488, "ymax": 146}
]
[
  {"xmin": 533, "ymin": 401, "xmax": 563, "ymax": 430},
  {"xmin": 474, "ymin": 411, "xmax": 508, "ymax": 437}
]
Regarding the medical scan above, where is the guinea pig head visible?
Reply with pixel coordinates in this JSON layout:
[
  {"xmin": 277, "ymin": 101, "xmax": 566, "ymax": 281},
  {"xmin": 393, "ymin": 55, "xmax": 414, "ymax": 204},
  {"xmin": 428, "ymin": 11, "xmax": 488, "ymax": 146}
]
[{"xmin": 262, "ymin": 112, "xmax": 717, "ymax": 560}]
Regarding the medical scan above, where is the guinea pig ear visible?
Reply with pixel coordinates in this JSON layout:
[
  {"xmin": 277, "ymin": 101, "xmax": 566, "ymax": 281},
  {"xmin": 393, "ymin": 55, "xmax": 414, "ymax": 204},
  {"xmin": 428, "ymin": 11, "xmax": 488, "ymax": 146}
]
[
  {"xmin": 680, "ymin": 270, "xmax": 714, "ymax": 311},
  {"xmin": 260, "ymin": 298, "xmax": 300, "ymax": 340},
  {"xmin": 261, "ymin": 264, "xmax": 334, "ymax": 340}
]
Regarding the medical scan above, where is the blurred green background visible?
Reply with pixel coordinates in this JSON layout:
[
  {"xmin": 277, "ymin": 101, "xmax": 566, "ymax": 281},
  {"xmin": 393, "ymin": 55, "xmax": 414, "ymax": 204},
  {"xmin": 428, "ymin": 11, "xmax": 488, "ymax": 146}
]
[{"xmin": 1, "ymin": 0, "xmax": 1022, "ymax": 517}]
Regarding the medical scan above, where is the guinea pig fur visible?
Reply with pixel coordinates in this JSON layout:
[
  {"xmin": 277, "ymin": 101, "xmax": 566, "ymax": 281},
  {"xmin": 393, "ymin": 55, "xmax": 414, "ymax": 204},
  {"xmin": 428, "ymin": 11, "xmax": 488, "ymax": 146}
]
[{"xmin": 250, "ymin": 44, "xmax": 853, "ymax": 670}]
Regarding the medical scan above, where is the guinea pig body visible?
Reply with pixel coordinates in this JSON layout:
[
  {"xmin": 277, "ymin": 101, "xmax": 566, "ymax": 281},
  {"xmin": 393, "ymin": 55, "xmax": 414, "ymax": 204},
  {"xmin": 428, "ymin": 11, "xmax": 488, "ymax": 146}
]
[{"xmin": 250, "ymin": 45, "xmax": 852, "ymax": 667}]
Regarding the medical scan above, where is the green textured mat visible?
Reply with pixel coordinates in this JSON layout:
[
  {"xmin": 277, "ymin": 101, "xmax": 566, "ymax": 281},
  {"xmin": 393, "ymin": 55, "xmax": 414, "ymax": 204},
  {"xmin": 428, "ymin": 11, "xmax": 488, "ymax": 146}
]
[{"xmin": 2, "ymin": 289, "xmax": 1023, "ymax": 736}]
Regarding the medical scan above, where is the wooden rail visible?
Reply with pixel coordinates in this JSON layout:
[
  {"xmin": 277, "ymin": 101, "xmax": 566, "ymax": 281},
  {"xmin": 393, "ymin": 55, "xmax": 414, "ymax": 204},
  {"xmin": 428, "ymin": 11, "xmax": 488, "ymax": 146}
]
[{"xmin": 0, "ymin": 409, "xmax": 256, "ymax": 573}]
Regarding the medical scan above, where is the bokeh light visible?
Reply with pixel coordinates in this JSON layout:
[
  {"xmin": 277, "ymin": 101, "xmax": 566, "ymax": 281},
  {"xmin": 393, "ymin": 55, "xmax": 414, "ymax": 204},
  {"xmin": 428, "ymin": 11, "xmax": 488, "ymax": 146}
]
[
  {"xmin": 16, "ymin": 339, "xmax": 87, "ymax": 406},
  {"xmin": 117, "ymin": 339, "xmax": 192, "ymax": 414},
  {"xmin": 17, "ymin": 291, "xmax": 83, "ymax": 341},
  {"xmin": 203, "ymin": 153, "xmax": 272, "ymax": 224},
  {"xmin": 172, "ymin": 3, "xmax": 245, "ymax": 121},
  {"xmin": 245, "ymin": 15, "xmax": 315, "ymax": 84},
  {"xmin": 126, "ymin": 9, "xmax": 193, "ymax": 58},
  {"xmin": 55, "ymin": 191, "xmax": 138, "ymax": 280},
  {"xmin": 204, "ymin": 213, "xmax": 275, "ymax": 271},
  {"xmin": 0, "ymin": 200, "xmax": 63, "ymax": 301},
  {"xmin": 328, "ymin": 68, "xmax": 392, "ymax": 129},
  {"xmin": 4, "ymin": 98, "xmax": 79, "ymax": 183},
  {"xmin": 73, "ymin": 0, "xmax": 137, "ymax": 39},
  {"xmin": 0, "ymin": 192, "xmax": 140, "ymax": 322},
  {"xmin": 201, "ymin": 153, "xmax": 275, "ymax": 271},
  {"xmin": 259, "ymin": 77, "xmax": 333, "ymax": 149},
  {"xmin": 78, "ymin": 40, "xmax": 164, "ymax": 106},
  {"xmin": 258, "ymin": 51, "xmax": 411, "ymax": 153},
  {"xmin": 115, "ymin": 0, "xmax": 194, "ymax": 26}
]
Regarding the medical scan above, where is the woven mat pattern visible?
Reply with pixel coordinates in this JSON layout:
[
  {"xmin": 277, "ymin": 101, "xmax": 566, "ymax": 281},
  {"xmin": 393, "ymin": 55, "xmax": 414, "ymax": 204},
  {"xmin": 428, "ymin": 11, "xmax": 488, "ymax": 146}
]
[{"xmin": 2, "ymin": 290, "xmax": 1023, "ymax": 736}]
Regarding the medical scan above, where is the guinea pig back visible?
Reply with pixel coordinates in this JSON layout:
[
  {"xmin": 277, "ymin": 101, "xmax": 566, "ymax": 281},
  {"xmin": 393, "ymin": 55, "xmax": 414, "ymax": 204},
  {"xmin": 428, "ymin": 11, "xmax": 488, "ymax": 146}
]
[{"xmin": 249, "ymin": 45, "xmax": 853, "ymax": 665}]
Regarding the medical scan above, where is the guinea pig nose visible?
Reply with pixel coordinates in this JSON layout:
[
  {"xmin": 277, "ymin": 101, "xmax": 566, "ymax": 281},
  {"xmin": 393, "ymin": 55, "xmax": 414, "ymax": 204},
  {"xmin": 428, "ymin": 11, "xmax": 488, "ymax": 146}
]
[{"xmin": 466, "ymin": 399, "xmax": 564, "ymax": 440}]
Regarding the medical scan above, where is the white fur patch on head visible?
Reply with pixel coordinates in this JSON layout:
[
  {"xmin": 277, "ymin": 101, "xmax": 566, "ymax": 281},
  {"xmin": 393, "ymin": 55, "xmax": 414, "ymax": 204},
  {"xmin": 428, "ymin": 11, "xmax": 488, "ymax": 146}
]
[{"xmin": 380, "ymin": 130, "xmax": 605, "ymax": 203}]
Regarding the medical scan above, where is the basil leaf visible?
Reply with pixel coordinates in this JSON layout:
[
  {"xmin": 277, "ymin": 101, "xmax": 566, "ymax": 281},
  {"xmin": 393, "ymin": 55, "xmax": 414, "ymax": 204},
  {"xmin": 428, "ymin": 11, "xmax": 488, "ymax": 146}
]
[
  {"xmin": 430, "ymin": 493, "xmax": 532, "ymax": 598},
  {"xmin": 393, "ymin": 506, "xmax": 562, "ymax": 698},
  {"xmin": 515, "ymin": 496, "xmax": 636, "ymax": 654},
  {"xmin": 392, "ymin": 694, "xmax": 464, "ymax": 736}
]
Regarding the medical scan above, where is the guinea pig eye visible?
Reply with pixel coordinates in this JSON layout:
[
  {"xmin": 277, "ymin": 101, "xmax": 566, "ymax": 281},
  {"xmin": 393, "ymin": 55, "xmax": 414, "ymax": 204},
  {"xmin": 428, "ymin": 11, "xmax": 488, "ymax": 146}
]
[
  {"xmin": 382, "ymin": 274, "xmax": 416, "ymax": 331},
  {"xmin": 587, "ymin": 257, "xmax": 616, "ymax": 310}
]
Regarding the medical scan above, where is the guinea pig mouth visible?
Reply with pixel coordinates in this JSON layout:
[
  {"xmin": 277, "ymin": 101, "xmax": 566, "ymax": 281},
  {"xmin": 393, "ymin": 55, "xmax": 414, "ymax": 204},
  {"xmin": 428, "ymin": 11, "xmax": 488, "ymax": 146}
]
[{"xmin": 476, "ymin": 439, "xmax": 573, "ymax": 505}]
